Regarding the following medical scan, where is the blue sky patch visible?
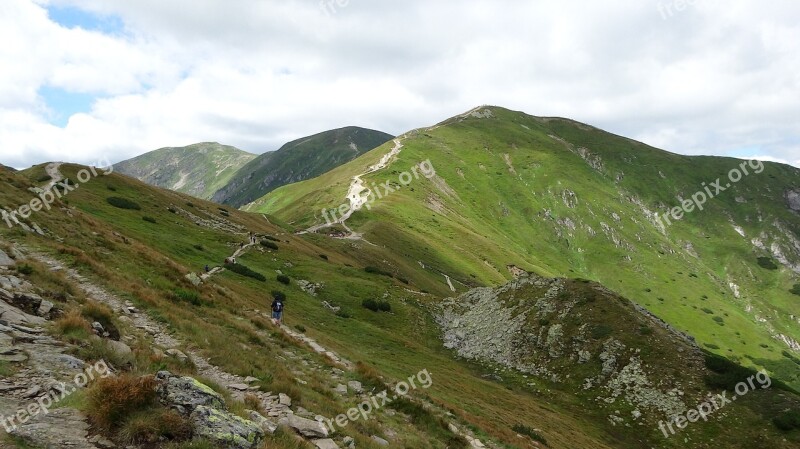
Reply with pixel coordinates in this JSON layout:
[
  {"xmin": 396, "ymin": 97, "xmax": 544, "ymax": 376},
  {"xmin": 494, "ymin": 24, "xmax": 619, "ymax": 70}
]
[
  {"xmin": 46, "ymin": 5, "xmax": 124, "ymax": 34},
  {"xmin": 39, "ymin": 86, "xmax": 96, "ymax": 127}
]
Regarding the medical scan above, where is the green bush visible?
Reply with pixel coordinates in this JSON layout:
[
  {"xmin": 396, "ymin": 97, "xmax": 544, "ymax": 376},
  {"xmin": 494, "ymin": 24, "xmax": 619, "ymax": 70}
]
[
  {"xmin": 294, "ymin": 325, "xmax": 306, "ymax": 333},
  {"xmin": 271, "ymin": 290, "xmax": 286, "ymax": 301},
  {"xmin": 16, "ymin": 264, "xmax": 34, "ymax": 275},
  {"xmin": 512, "ymin": 424, "xmax": 548, "ymax": 446},
  {"xmin": 261, "ymin": 240, "xmax": 278, "ymax": 250},
  {"xmin": 362, "ymin": 299, "xmax": 391, "ymax": 313},
  {"xmin": 277, "ymin": 274, "xmax": 290, "ymax": 285},
  {"xmin": 142, "ymin": 216, "xmax": 157, "ymax": 224},
  {"xmin": 364, "ymin": 266, "xmax": 392, "ymax": 277},
  {"xmin": 336, "ymin": 310, "xmax": 351, "ymax": 319},
  {"xmin": 773, "ymin": 410, "xmax": 800, "ymax": 431},
  {"xmin": 757, "ymin": 257, "xmax": 779, "ymax": 270},
  {"xmin": 713, "ymin": 316, "xmax": 725, "ymax": 325},
  {"xmin": 224, "ymin": 263, "xmax": 266, "ymax": 282},
  {"xmin": 319, "ymin": 254, "xmax": 329, "ymax": 260},
  {"xmin": 591, "ymin": 324, "xmax": 613, "ymax": 340},
  {"xmin": 36, "ymin": 174, "xmax": 52, "ymax": 182},
  {"xmin": 107, "ymin": 197, "xmax": 142, "ymax": 210},
  {"xmin": 262, "ymin": 235, "xmax": 280, "ymax": 242},
  {"xmin": 790, "ymin": 284, "xmax": 800, "ymax": 296},
  {"xmin": 702, "ymin": 308, "xmax": 714, "ymax": 314}
]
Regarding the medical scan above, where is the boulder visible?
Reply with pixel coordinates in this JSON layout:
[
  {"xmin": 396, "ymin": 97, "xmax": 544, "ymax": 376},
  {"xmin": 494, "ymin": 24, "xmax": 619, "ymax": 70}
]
[
  {"xmin": 313, "ymin": 439, "xmax": 341, "ymax": 449},
  {"xmin": 0, "ymin": 249, "xmax": 15, "ymax": 267},
  {"xmin": 190, "ymin": 405, "xmax": 264, "ymax": 449},
  {"xmin": 166, "ymin": 348, "xmax": 189, "ymax": 362},
  {"xmin": 185, "ymin": 272, "xmax": 202, "ymax": 287},
  {"xmin": 247, "ymin": 409, "xmax": 278, "ymax": 434},
  {"xmin": 787, "ymin": 189, "xmax": 800, "ymax": 213},
  {"xmin": 279, "ymin": 392, "xmax": 292, "ymax": 406},
  {"xmin": 371, "ymin": 435, "xmax": 390, "ymax": 446},
  {"xmin": 106, "ymin": 339, "xmax": 132, "ymax": 356},
  {"xmin": 347, "ymin": 380, "xmax": 363, "ymax": 394},
  {"xmin": 155, "ymin": 371, "xmax": 225, "ymax": 415},
  {"xmin": 288, "ymin": 415, "xmax": 329, "ymax": 438},
  {"xmin": 37, "ymin": 300, "xmax": 54, "ymax": 317}
]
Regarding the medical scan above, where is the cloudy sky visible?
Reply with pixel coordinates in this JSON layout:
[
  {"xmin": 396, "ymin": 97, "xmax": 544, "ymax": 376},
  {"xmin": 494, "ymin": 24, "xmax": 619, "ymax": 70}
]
[{"xmin": 2, "ymin": 0, "xmax": 799, "ymax": 169}]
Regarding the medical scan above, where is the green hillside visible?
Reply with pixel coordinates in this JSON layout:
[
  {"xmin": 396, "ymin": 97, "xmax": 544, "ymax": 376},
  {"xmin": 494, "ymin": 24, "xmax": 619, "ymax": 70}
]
[
  {"xmin": 214, "ymin": 127, "xmax": 393, "ymax": 208},
  {"xmin": 254, "ymin": 106, "xmax": 800, "ymax": 390},
  {"xmin": 114, "ymin": 142, "xmax": 257, "ymax": 200}
]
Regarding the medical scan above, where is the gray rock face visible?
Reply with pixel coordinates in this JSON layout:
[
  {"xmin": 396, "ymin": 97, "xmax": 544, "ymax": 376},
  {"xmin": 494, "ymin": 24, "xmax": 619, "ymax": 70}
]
[
  {"xmin": 190, "ymin": 405, "xmax": 264, "ymax": 449},
  {"xmin": 787, "ymin": 189, "xmax": 800, "ymax": 213},
  {"xmin": 288, "ymin": 415, "xmax": 329, "ymax": 438},
  {"xmin": 0, "ymin": 249, "xmax": 15, "ymax": 267},
  {"xmin": 9, "ymin": 407, "xmax": 96, "ymax": 449},
  {"xmin": 155, "ymin": 371, "xmax": 225, "ymax": 415}
]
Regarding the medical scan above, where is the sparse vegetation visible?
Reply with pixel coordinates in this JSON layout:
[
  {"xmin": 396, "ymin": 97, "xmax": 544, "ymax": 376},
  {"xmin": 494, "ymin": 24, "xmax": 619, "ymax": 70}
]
[{"xmin": 107, "ymin": 197, "xmax": 142, "ymax": 210}]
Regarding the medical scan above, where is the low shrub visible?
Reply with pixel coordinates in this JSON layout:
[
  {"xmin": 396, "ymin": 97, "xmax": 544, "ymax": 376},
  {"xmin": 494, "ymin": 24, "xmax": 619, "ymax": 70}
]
[
  {"xmin": 261, "ymin": 240, "xmax": 278, "ymax": 250},
  {"xmin": 16, "ymin": 264, "xmax": 34, "ymax": 275},
  {"xmin": 591, "ymin": 324, "xmax": 613, "ymax": 340},
  {"xmin": 294, "ymin": 325, "xmax": 306, "ymax": 333},
  {"xmin": 335, "ymin": 310, "xmax": 351, "ymax": 319},
  {"xmin": 142, "ymin": 216, "xmax": 157, "ymax": 224},
  {"xmin": 757, "ymin": 257, "xmax": 779, "ymax": 270},
  {"xmin": 118, "ymin": 408, "xmax": 191, "ymax": 444},
  {"xmin": 362, "ymin": 299, "xmax": 391, "ymax": 312},
  {"xmin": 773, "ymin": 410, "xmax": 800, "ymax": 431},
  {"xmin": 512, "ymin": 424, "xmax": 548, "ymax": 446},
  {"xmin": 277, "ymin": 274, "xmax": 290, "ymax": 285},
  {"xmin": 713, "ymin": 316, "xmax": 725, "ymax": 325},
  {"xmin": 54, "ymin": 310, "xmax": 92, "ymax": 342},
  {"xmin": 319, "ymin": 254, "xmax": 329, "ymax": 260},
  {"xmin": 36, "ymin": 174, "xmax": 52, "ymax": 182},
  {"xmin": 790, "ymin": 284, "xmax": 800, "ymax": 296},
  {"xmin": 107, "ymin": 197, "xmax": 141, "ymax": 210},
  {"xmin": 224, "ymin": 263, "xmax": 266, "ymax": 282},
  {"xmin": 271, "ymin": 290, "xmax": 286, "ymax": 301},
  {"xmin": 364, "ymin": 266, "xmax": 392, "ymax": 277},
  {"xmin": 86, "ymin": 375, "xmax": 158, "ymax": 432},
  {"xmin": 82, "ymin": 301, "xmax": 120, "ymax": 339},
  {"xmin": 262, "ymin": 235, "xmax": 280, "ymax": 242}
]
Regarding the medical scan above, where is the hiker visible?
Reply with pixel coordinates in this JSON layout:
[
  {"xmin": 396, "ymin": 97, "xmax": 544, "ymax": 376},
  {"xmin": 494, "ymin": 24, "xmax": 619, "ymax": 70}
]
[
  {"xmin": 204, "ymin": 265, "xmax": 210, "ymax": 273},
  {"xmin": 271, "ymin": 294, "xmax": 284, "ymax": 325}
]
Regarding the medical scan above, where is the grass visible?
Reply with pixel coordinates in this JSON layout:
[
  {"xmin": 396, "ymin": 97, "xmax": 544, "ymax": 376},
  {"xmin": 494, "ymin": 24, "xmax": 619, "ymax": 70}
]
[{"xmin": 512, "ymin": 424, "xmax": 549, "ymax": 446}]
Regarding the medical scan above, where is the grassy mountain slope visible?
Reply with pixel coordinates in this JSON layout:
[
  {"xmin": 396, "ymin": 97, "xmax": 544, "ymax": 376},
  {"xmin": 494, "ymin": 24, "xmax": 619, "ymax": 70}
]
[
  {"xmin": 114, "ymin": 142, "xmax": 257, "ymax": 200},
  {"xmin": 213, "ymin": 127, "xmax": 393, "ymax": 208},
  {"xmin": 254, "ymin": 106, "xmax": 800, "ymax": 391},
  {"xmin": 1, "ymin": 159, "xmax": 798, "ymax": 448}
]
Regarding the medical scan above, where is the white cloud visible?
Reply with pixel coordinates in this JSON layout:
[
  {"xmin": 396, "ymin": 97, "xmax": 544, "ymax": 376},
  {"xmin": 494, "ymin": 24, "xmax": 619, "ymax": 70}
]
[{"xmin": 0, "ymin": 0, "xmax": 798, "ymax": 169}]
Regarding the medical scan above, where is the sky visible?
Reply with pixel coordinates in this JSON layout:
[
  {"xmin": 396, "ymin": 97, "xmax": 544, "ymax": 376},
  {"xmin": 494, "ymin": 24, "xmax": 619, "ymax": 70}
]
[{"xmin": 1, "ymin": 0, "xmax": 798, "ymax": 169}]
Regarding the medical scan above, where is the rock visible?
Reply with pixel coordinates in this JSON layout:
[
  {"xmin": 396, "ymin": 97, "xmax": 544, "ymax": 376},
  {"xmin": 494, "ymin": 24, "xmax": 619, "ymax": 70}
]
[
  {"xmin": 155, "ymin": 371, "xmax": 225, "ymax": 415},
  {"xmin": 165, "ymin": 348, "xmax": 188, "ymax": 362},
  {"xmin": 786, "ymin": 189, "xmax": 800, "ymax": 213},
  {"xmin": 288, "ymin": 415, "xmax": 329, "ymax": 438},
  {"xmin": 190, "ymin": 405, "xmax": 264, "ymax": 449},
  {"xmin": 371, "ymin": 435, "xmax": 389, "ymax": 446},
  {"xmin": 244, "ymin": 376, "xmax": 259, "ymax": 383},
  {"xmin": 92, "ymin": 321, "xmax": 105, "ymax": 334},
  {"xmin": 0, "ymin": 249, "xmax": 15, "ymax": 267},
  {"xmin": 9, "ymin": 407, "xmax": 96, "ymax": 449},
  {"xmin": 279, "ymin": 392, "xmax": 292, "ymax": 406},
  {"xmin": 247, "ymin": 410, "xmax": 278, "ymax": 434},
  {"xmin": 37, "ymin": 300, "xmax": 54, "ymax": 317},
  {"xmin": 106, "ymin": 340, "xmax": 132, "ymax": 356},
  {"xmin": 0, "ymin": 298, "xmax": 45, "ymax": 327},
  {"xmin": 88, "ymin": 434, "xmax": 117, "ymax": 448},
  {"xmin": 58, "ymin": 354, "xmax": 86, "ymax": 369},
  {"xmin": 347, "ymin": 380, "xmax": 363, "ymax": 394},
  {"xmin": 334, "ymin": 384, "xmax": 348, "ymax": 395},
  {"xmin": 313, "ymin": 439, "xmax": 340, "ymax": 449},
  {"xmin": 343, "ymin": 436, "xmax": 354, "ymax": 447},
  {"xmin": 229, "ymin": 383, "xmax": 250, "ymax": 391},
  {"xmin": 185, "ymin": 272, "xmax": 202, "ymax": 287},
  {"xmin": 0, "ymin": 347, "xmax": 28, "ymax": 362}
]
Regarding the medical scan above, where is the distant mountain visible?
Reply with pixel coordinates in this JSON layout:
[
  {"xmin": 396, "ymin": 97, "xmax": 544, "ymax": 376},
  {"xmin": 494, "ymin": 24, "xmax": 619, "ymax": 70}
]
[
  {"xmin": 212, "ymin": 126, "xmax": 393, "ymax": 207},
  {"xmin": 114, "ymin": 142, "xmax": 257, "ymax": 200}
]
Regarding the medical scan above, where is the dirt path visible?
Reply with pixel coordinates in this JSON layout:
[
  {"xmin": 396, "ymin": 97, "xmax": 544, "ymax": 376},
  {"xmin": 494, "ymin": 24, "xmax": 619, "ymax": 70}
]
[{"xmin": 43, "ymin": 162, "xmax": 63, "ymax": 190}]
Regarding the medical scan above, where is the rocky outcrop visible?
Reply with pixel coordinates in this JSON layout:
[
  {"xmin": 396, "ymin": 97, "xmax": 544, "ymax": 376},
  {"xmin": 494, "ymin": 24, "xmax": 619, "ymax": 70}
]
[
  {"xmin": 786, "ymin": 188, "xmax": 800, "ymax": 213},
  {"xmin": 155, "ymin": 371, "xmax": 226, "ymax": 415}
]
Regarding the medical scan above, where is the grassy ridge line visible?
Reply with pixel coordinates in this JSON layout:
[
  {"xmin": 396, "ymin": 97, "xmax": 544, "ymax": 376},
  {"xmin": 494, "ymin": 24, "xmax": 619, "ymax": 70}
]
[{"xmin": 258, "ymin": 106, "xmax": 800, "ymax": 389}]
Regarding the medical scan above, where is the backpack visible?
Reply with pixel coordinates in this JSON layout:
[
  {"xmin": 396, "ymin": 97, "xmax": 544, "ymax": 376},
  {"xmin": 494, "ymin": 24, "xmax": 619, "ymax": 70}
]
[{"xmin": 272, "ymin": 300, "xmax": 283, "ymax": 313}]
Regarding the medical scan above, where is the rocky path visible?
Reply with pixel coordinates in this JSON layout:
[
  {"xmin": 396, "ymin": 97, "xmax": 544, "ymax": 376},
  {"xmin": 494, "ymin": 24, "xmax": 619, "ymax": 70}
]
[
  {"xmin": 200, "ymin": 242, "xmax": 256, "ymax": 281},
  {"xmin": 43, "ymin": 162, "xmax": 63, "ymax": 190},
  {"xmin": 1, "ymin": 245, "xmax": 356, "ymax": 448}
]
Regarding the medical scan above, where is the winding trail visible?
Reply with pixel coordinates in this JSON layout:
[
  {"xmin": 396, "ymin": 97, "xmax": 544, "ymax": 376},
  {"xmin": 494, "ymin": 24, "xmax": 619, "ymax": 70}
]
[
  {"xmin": 200, "ymin": 241, "xmax": 256, "ymax": 281},
  {"xmin": 43, "ymin": 162, "xmax": 63, "ymax": 190},
  {"xmin": 303, "ymin": 138, "xmax": 405, "ymax": 236}
]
